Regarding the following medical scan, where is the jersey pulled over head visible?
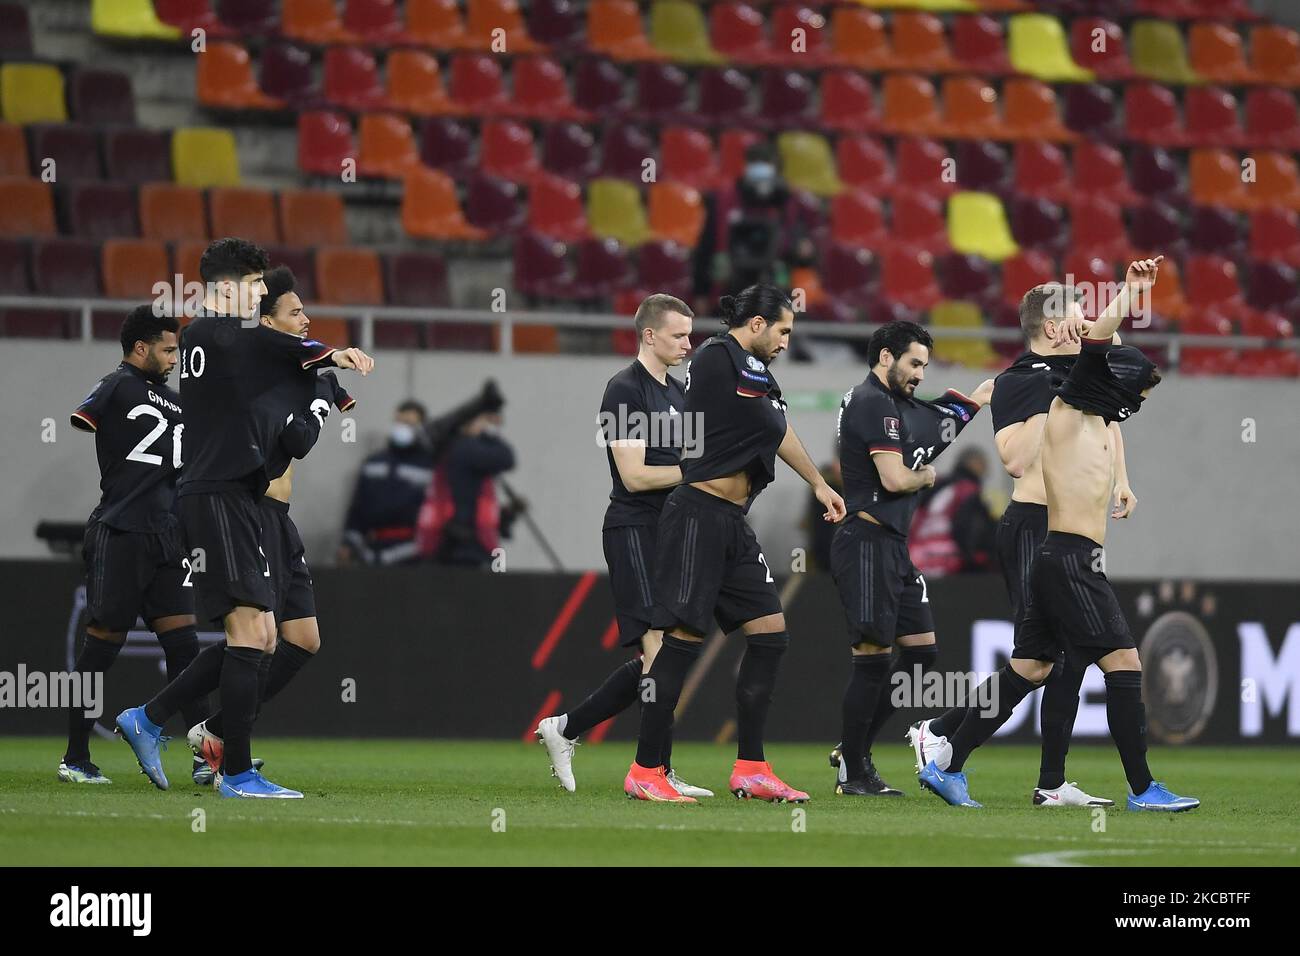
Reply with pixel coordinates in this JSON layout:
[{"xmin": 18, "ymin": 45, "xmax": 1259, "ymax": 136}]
[{"xmin": 1055, "ymin": 339, "xmax": 1160, "ymax": 424}]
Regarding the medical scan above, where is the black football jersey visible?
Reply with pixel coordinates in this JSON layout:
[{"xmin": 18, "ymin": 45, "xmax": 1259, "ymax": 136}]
[
  {"xmin": 72, "ymin": 362, "xmax": 184, "ymax": 534},
  {"xmin": 838, "ymin": 373, "xmax": 981, "ymax": 536},
  {"xmin": 599, "ymin": 359, "xmax": 687, "ymax": 530},
  {"xmin": 990, "ymin": 351, "xmax": 1077, "ymax": 433},
  {"xmin": 265, "ymin": 371, "xmax": 357, "ymax": 480},
  {"xmin": 177, "ymin": 315, "xmax": 337, "ymax": 497},
  {"xmin": 679, "ymin": 334, "xmax": 788, "ymax": 511}
]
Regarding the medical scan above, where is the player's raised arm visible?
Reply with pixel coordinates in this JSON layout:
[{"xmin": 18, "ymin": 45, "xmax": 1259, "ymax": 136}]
[
  {"xmin": 1057, "ymin": 257, "xmax": 1162, "ymax": 346},
  {"xmin": 778, "ymin": 421, "xmax": 846, "ymax": 521}
]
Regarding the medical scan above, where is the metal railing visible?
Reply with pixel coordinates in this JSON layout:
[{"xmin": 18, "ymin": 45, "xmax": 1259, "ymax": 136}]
[{"xmin": 3, "ymin": 294, "xmax": 1296, "ymax": 366}]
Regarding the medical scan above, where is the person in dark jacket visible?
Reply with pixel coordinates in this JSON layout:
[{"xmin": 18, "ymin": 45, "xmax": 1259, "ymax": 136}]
[
  {"xmin": 338, "ymin": 401, "xmax": 433, "ymax": 566},
  {"xmin": 909, "ymin": 448, "xmax": 998, "ymax": 577}
]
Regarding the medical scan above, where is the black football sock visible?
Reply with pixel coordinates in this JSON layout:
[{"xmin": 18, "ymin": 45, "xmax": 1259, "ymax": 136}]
[
  {"xmin": 661, "ymin": 727, "xmax": 674, "ymax": 773},
  {"xmin": 865, "ymin": 644, "xmax": 938, "ymax": 755},
  {"xmin": 252, "ymin": 652, "xmax": 273, "ymax": 720},
  {"xmin": 1038, "ymin": 658, "xmax": 1086, "ymax": 790},
  {"xmin": 156, "ymin": 626, "xmax": 209, "ymax": 731},
  {"xmin": 928, "ymin": 703, "xmax": 968, "ymax": 740},
  {"xmin": 1104, "ymin": 670, "xmax": 1153, "ymax": 795},
  {"xmin": 840, "ymin": 653, "xmax": 891, "ymax": 780},
  {"xmin": 219, "ymin": 646, "xmax": 261, "ymax": 776},
  {"xmin": 735, "ymin": 636, "xmax": 787, "ymax": 763},
  {"xmin": 634, "ymin": 635, "xmax": 699, "ymax": 769},
  {"xmin": 947, "ymin": 664, "xmax": 1037, "ymax": 773},
  {"xmin": 261, "ymin": 639, "xmax": 313, "ymax": 705},
  {"xmin": 64, "ymin": 632, "xmax": 123, "ymax": 764},
  {"xmin": 144, "ymin": 640, "xmax": 225, "ymax": 728},
  {"xmin": 563, "ymin": 658, "xmax": 641, "ymax": 739}
]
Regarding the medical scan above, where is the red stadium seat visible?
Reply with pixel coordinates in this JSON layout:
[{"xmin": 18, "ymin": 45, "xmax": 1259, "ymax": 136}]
[
  {"xmin": 542, "ymin": 122, "xmax": 599, "ymax": 181},
  {"xmin": 1070, "ymin": 18, "xmax": 1133, "ymax": 80},
  {"xmin": 881, "ymin": 247, "xmax": 941, "ymax": 311},
  {"xmin": 822, "ymin": 243, "xmax": 877, "ymax": 309},
  {"xmin": 831, "ymin": 189, "xmax": 886, "ymax": 250},
  {"xmin": 1073, "ymin": 140, "xmax": 1139, "ymax": 206},
  {"xmin": 952, "ymin": 15, "xmax": 1011, "ymax": 74},
  {"xmin": 140, "ymin": 183, "xmax": 207, "ymax": 242},
  {"xmin": 1240, "ymin": 310, "xmax": 1294, "ymax": 339},
  {"xmin": 1070, "ymin": 198, "xmax": 1130, "ymax": 262},
  {"xmin": 1184, "ymin": 86, "xmax": 1245, "ymax": 148},
  {"xmin": 661, "ymin": 126, "xmax": 723, "ymax": 191},
  {"xmin": 1184, "ymin": 254, "xmax": 1246, "ymax": 319},
  {"xmin": 1250, "ymin": 208, "xmax": 1300, "ymax": 266},
  {"xmin": 893, "ymin": 138, "xmax": 956, "ymax": 201},
  {"xmin": 324, "ymin": 46, "xmax": 389, "ymax": 112},
  {"xmin": 209, "ymin": 187, "xmax": 280, "ymax": 246},
  {"xmin": 449, "ymin": 53, "xmax": 510, "ymax": 115},
  {"xmin": 1125, "ymin": 82, "xmax": 1187, "ymax": 146},
  {"xmin": 400, "ymin": 167, "xmax": 487, "ymax": 240},
  {"xmin": 819, "ymin": 70, "xmax": 877, "ymax": 132},
  {"xmin": 0, "ymin": 1, "xmax": 33, "ymax": 55},
  {"xmin": 0, "ymin": 121, "xmax": 26, "ymax": 177},
  {"xmin": 1244, "ymin": 87, "xmax": 1300, "ymax": 151},
  {"xmin": 515, "ymin": 56, "xmax": 588, "ymax": 122},
  {"xmin": 1013, "ymin": 141, "xmax": 1070, "ymax": 203},
  {"xmin": 893, "ymin": 192, "xmax": 949, "ymax": 254},
  {"xmin": 1001, "ymin": 249, "xmax": 1055, "ymax": 307},
  {"xmin": 936, "ymin": 252, "xmax": 997, "ymax": 306},
  {"xmin": 155, "ymin": 0, "xmax": 235, "ymax": 39},
  {"xmin": 481, "ymin": 119, "xmax": 543, "ymax": 185},
  {"xmin": 280, "ymin": 188, "xmax": 348, "ymax": 246},
  {"xmin": 343, "ymin": 0, "xmax": 411, "ymax": 44},
  {"xmin": 836, "ymin": 135, "xmax": 892, "ymax": 194},
  {"xmin": 710, "ymin": 3, "xmax": 769, "ymax": 63},
  {"xmin": 718, "ymin": 129, "xmax": 761, "ymax": 182},
  {"xmin": 527, "ymin": 173, "xmax": 588, "ymax": 241},
  {"xmin": 768, "ymin": 4, "xmax": 832, "ymax": 68},
  {"xmin": 298, "ymin": 111, "xmax": 356, "ymax": 177}
]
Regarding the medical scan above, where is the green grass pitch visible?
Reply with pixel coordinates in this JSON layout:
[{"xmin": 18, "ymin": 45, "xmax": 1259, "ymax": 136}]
[{"xmin": 1, "ymin": 738, "xmax": 1296, "ymax": 866}]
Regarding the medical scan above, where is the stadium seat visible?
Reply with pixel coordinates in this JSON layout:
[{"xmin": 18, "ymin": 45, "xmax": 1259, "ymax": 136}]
[
  {"xmin": 400, "ymin": 167, "xmax": 486, "ymax": 240},
  {"xmin": 516, "ymin": 57, "xmax": 589, "ymax": 122},
  {"xmin": 209, "ymin": 187, "xmax": 280, "ymax": 246},
  {"xmin": 1070, "ymin": 198, "xmax": 1130, "ymax": 262},
  {"xmin": 68, "ymin": 68, "xmax": 135, "ymax": 126},
  {"xmin": 1129, "ymin": 144, "xmax": 1185, "ymax": 204},
  {"xmin": 893, "ymin": 192, "xmax": 949, "ymax": 253},
  {"xmin": 1240, "ymin": 309, "xmax": 1294, "ymax": 339},
  {"xmin": 880, "ymin": 74, "xmax": 942, "ymax": 136},
  {"xmin": 952, "ymin": 14, "xmax": 1012, "ymax": 74},
  {"xmin": 514, "ymin": 231, "xmax": 574, "ymax": 299},
  {"xmin": 90, "ymin": 0, "xmax": 181, "ymax": 40},
  {"xmin": 777, "ymin": 132, "xmax": 842, "ymax": 197},
  {"xmin": 280, "ymin": 189, "xmax": 348, "ymax": 246},
  {"xmin": 588, "ymin": 178, "xmax": 652, "ymax": 247},
  {"xmin": 891, "ymin": 12, "xmax": 960, "ymax": 73},
  {"xmin": 633, "ymin": 62, "xmax": 691, "ymax": 123},
  {"xmin": 1069, "ymin": 18, "xmax": 1133, "ymax": 80},
  {"xmin": 405, "ymin": 0, "xmax": 469, "ymax": 49},
  {"xmin": 637, "ymin": 240, "xmax": 692, "ymax": 300},
  {"xmin": 67, "ymin": 183, "xmax": 138, "ymax": 239},
  {"xmin": 384, "ymin": 49, "xmax": 456, "ymax": 116},
  {"xmin": 324, "ymin": 46, "xmax": 389, "ymax": 113},
  {"xmin": 1145, "ymin": 253, "xmax": 1186, "ymax": 320},
  {"xmin": 954, "ymin": 140, "xmax": 1009, "ymax": 193},
  {"xmin": 1188, "ymin": 149, "xmax": 1251, "ymax": 209},
  {"xmin": 831, "ymin": 189, "xmax": 887, "ymax": 250},
  {"xmin": 1131, "ymin": 19, "xmax": 1201, "ymax": 84},
  {"xmin": 573, "ymin": 57, "xmax": 629, "ymax": 114},
  {"xmin": 830, "ymin": 6, "xmax": 894, "ymax": 71},
  {"xmin": 1184, "ymin": 86, "xmax": 1245, "ymax": 148},
  {"xmin": 768, "ymin": 4, "xmax": 832, "ymax": 68},
  {"xmin": 1062, "ymin": 83, "xmax": 1118, "ymax": 140},
  {"xmin": 822, "ymin": 243, "xmax": 876, "ymax": 309},
  {"xmin": 281, "ymin": 0, "xmax": 357, "ymax": 45},
  {"xmin": 140, "ymin": 183, "xmax": 208, "ymax": 242},
  {"xmin": 929, "ymin": 300, "xmax": 997, "ymax": 367},
  {"xmin": 316, "ymin": 247, "xmax": 383, "ymax": 306},
  {"xmin": 569, "ymin": 237, "xmax": 633, "ymax": 301},
  {"xmin": 1009, "ymin": 196, "xmax": 1066, "ymax": 257},
  {"xmin": 384, "ymin": 250, "xmax": 450, "ymax": 307},
  {"xmin": 1184, "ymin": 254, "xmax": 1245, "ymax": 319},
  {"xmin": 1251, "ymin": 152, "xmax": 1300, "ymax": 210},
  {"xmin": 696, "ymin": 68, "xmax": 755, "ymax": 127},
  {"xmin": 465, "ymin": 174, "xmax": 525, "ymax": 234},
  {"xmin": 661, "ymin": 126, "xmax": 723, "ymax": 191},
  {"xmin": 651, "ymin": 0, "xmax": 724, "ymax": 64},
  {"xmin": 218, "ymin": 0, "xmax": 279, "ymax": 34},
  {"xmin": 261, "ymin": 42, "xmax": 319, "ymax": 106},
  {"xmin": 1188, "ymin": 21, "xmax": 1259, "ymax": 85},
  {"xmin": 1123, "ymin": 83, "xmax": 1186, "ymax": 146},
  {"xmin": 893, "ymin": 137, "xmax": 957, "ymax": 200},
  {"xmin": 1013, "ymin": 140, "xmax": 1069, "ymax": 203},
  {"xmin": 1245, "ymin": 87, "xmax": 1300, "ymax": 151},
  {"xmin": 1071, "ymin": 141, "xmax": 1137, "ymax": 206},
  {"xmin": 527, "ymin": 0, "xmax": 583, "ymax": 50},
  {"xmin": 172, "ymin": 239, "xmax": 206, "ymax": 290},
  {"xmin": 528, "ymin": 173, "xmax": 590, "ymax": 241},
  {"xmin": 465, "ymin": 0, "xmax": 543, "ymax": 54},
  {"xmin": 1250, "ymin": 24, "xmax": 1300, "ymax": 87},
  {"xmin": 1128, "ymin": 201, "xmax": 1184, "ymax": 259},
  {"xmin": 0, "ymin": 121, "xmax": 26, "ymax": 177},
  {"xmin": 936, "ymin": 251, "xmax": 997, "ymax": 306},
  {"xmin": 882, "ymin": 247, "xmax": 941, "ymax": 311},
  {"xmin": 27, "ymin": 124, "xmax": 101, "ymax": 183},
  {"xmin": 198, "ymin": 42, "xmax": 283, "ymax": 111},
  {"xmin": 0, "ymin": 237, "xmax": 30, "ymax": 294},
  {"xmin": 172, "ymin": 128, "xmax": 239, "ymax": 187},
  {"xmin": 449, "ymin": 53, "xmax": 510, "ymax": 114},
  {"xmin": 759, "ymin": 69, "xmax": 815, "ymax": 129},
  {"xmin": 647, "ymin": 181, "xmax": 703, "ymax": 247},
  {"xmin": 1250, "ymin": 208, "xmax": 1300, "ymax": 265},
  {"xmin": 588, "ymin": 0, "xmax": 663, "ymax": 62},
  {"xmin": 819, "ymin": 70, "xmax": 878, "ymax": 132},
  {"xmin": 602, "ymin": 123, "xmax": 656, "ymax": 181},
  {"xmin": 1244, "ymin": 260, "xmax": 1298, "ymax": 315},
  {"xmin": 542, "ymin": 123, "xmax": 599, "ymax": 182},
  {"xmin": 939, "ymin": 76, "xmax": 1002, "ymax": 139},
  {"xmin": 1000, "ymin": 249, "xmax": 1055, "ymax": 307},
  {"xmin": 104, "ymin": 128, "xmax": 171, "ymax": 184},
  {"xmin": 1008, "ymin": 14, "xmax": 1093, "ymax": 82},
  {"xmin": 710, "ymin": 3, "xmax": 769, "ymax": 63},
  {"xmin": 1061, "ymin": 253, "xmax": 1116, "ymax": 298},
  {"xmin": 298, "ymin": 112, "xmax": 355, "ymax": 177},
  {"xmin": 0, "ymin": 2, "xmax": 32, "ymax": 56},
  {"xmin": 33, "ymin": 238, "xmax": 100, "ymax": 296},
  {"xmin": 1, "ymin": 64, "xmax": 67, "ymax": 126},
  {"xmin": 1003, "ymin": 78, "xmax": 1073, "ymax": 141},
  {"xmin": 264, "ymin": 245, "xmax": 318, "ymax": 301},
  {"xmin": 357, "ymin": 113, "xmax": 420, "ymax": 180},
  {"xmin": 102, "ymin": 239, "xmax": 169, "ymax": 299},
  {"xmin": 480, "ymin": 120, "xmax": 541, "ymax": 185},
  {"xmin": 948, "ymin": 192, "xmax": 1018, "ymax": 261},
  {"xmin": 343, "ymin": 0, "xmax": 411, "ymax": 44},
  {"xmin": 836, "ymin": 135, "xmax": 893, "ymax": 194},
  {"xmin": 718, "ymin": 129, "xmax": 761, "ymax": 181},
  {"xmin": 419, "ymin": 118, "xmax": 476, "ymax": 178}
]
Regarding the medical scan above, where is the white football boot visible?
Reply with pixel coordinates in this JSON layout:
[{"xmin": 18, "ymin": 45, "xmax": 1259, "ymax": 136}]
[
  {"xmin": 535, "ymin": 716, "xmax": 577, "ymax": 792},
  {"xmin": 906, "ymin": 719, "xmax": 953, "ymax": 774},
  {"xmin": 666, "ymin": 768, "xmax": 714, "ymax": 798},
  {"xmin": 1032, "ymin": 781, "xmax": 1115, "ymax": 807}
]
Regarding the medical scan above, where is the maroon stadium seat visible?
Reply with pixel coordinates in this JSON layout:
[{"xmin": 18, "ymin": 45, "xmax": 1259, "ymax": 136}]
[
  {"xmin": 465, "ymin": 174, "xmax": 525, "ymax": 234},
  {"xmin": 513, "ymin": 231, "xmax": 573, "ymax": 299},
  {"xmin": 936, "ymin": 252, "xmax": 996, "ymax": 306},
  {"xmin": 697, "ymin": 68, "xmax": 756, "ymax": 127},
  {"xmin": 1009, "ymin": 196, "xmax": 1067, "ymax": 257},
  {"xmin": 573, "ymin": 57, "xmax": 628, "ymax": 114},
  {"xmin": 601, "ymin": 124, "xmax": 657, "ymax": 180},
  {"xmin": 384, "ymin": 250, "xmax": 449, "ymax": 307},
  {"xmin": 822, "ymin": 243, "xmax": 877, "ymax": 308},
  {"xmin": 0, "ymin": 3, "xmax": 33, "ymax": 56},
  {"xmin": 1245, "ymin": 260, "xmax": 1299, "ymax": 315},
  {"xmin": 263, "ymin": 245, "xmax": 317, "ymax": 301},
  {"xmin": 1128, "ymin": 144, "xmax": 1185, "ymax": 204},
  {"xmin": 419, "ymin": 118, "xmax": 476, "ymax": 179},
  {"xmin": 27, "ymin": 125, "xmax": 102, "ymax": 183},
  {"xmin": 758, "ymin": 69, "xmax": 815, "ymax": 130},
  {"xmin": 633, "ymin": 62, "xmax": 691, "ymax": 123},
  {"xmin": 0, "ymin": 237, "xmax": 30, "ymax": 294},
  {"xmin": 218, "ymin": 0, "xmax": 280, "ymax": 34},
  {"xmin": 636, "ymin": 239, "xmax": 691, "ymax": 299},
  {"xmin": 1127, "ymin": 201, "xmax": 1185, "ymax": 260},
  {"xmin": 67, "ymin": 183, "xmax": 138, "ymax": 240},
  {"xmin": 954, "ymin": 140, "xmax": 1010, "ymax": 194},
  {"xmin": 103, "ymin": 128, "xmax": 172, "ymax": 184},
  {"xmin": 68, "ymin": 68, "xmax": 135, "ymax": 126},
  {"xmin": 261, "ymin": 42, "xmax": 319, "ymax": 106},
  {"xmin": 1062, "ymin": 83, "xmax": 1118, "ymax": 140},
  {"xmin": 527, "ymin": 0, "xmax": 583, "ymax": 50},
  {"xmin": 570, "ymin": 237, "xmax": 633, "ymax": 301},
  {"xmin": 1188, "ymin": 205, "xmax": 1244, "ymax": 258},
  {"xmin": 32, "ymin": 238, "xmax": 102, "ymax": 297},
  {"xmin": 542, "ymin": 122, "xmax": 600, "ymax": 182}
]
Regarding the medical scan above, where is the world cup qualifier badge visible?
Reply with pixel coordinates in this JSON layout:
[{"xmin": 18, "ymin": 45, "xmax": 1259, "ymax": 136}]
[{"xmin": 883, "ymin": 417, "xmax": 900, "ymax": 440}]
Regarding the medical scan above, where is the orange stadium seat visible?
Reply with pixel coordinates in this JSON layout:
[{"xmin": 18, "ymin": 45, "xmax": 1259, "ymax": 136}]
[
  {"xmin": 405, "ymin": 0, "xmax": 469, "ymax": 49},
  {"xmin": 880, "ymin": 74, "xmax": 942, "ymax": 136},
  {"xmin": 1003, "ymin": 78, "xmax": 1073, "ymax": 141},
  {"xmin": 209, "ymin": 187, "xmax": 281, "ymax": 246},
  {"xmin": 281, "ymin": 0, "xmax": 357, "ymax": 45},
  {"xmin": 1146, "ymin": 254, "xmax": 1186, "ymax": 319},
  {"xmin": 0, "ymin": 179, "xmax": 55, "ymax": 237},
  {"xmin": 357, "ymin": 113, "xmax": 420, "ymax": 180},
  {"xmin": 892, "ymin": 12, "xmax": 961, "ymax": 73},
  {"xmin": 1189, "ymin": 149, "xmax": 1252, "ymax": 209},
  {"xmin": 280, "ymin": 189, "xmax": 348, "ymax": 246},
  {"xmin": 1188, "ymin": 22, "xmax": 1259, "ymax": 85},
  {"xmin": 588, "ymin": 0, "xmax": 663, "ymax": 62},
  {"xmin": 1250, "ymin": 24, "xmax": 1300, "ymax": 87},
  {"xmin": 400, "ymin": 167, "xmax": 487, "ymax": 240},
  {"xmin": 830, "ymin": 6, "xmax": 894, "ymax": 71},
  {"xmin": 647, "ymin": 181, "xmax": 703, "ymax": 247},
  {"xmin": 102, "ymin": 239, "xmax": 169, "ymax": 299},
  {"xmin": 316, "ymin": 247, "xmax": 384, "ymax": 304},
  {"xmin": 139, "ymin": 183, "xmax": 208, "ymax": 242},
  {"xmin": 939, "ymin": 75, "xmax": 1002, "ymax": 139},
  {"xmin": 172, "ymin": 239, "xmax": 205, "ymax": 291},
  {"xmin": 1251, "ymin": 152, "xmax": 1300, "ymax": 209},
  {"xmin": 0, "ymin": 122, "xmax": 27, "ymax": 177},
  {"xmin": 385, "ymin": 49, "xmax": 457, "ymax": 116},
  {"xmin": 197, "ymin": 42, "xmax": 283, "ymax": 110},
  {"xmin": 465, "ymin": 0, "xmax": 543, "ymax": 54}
]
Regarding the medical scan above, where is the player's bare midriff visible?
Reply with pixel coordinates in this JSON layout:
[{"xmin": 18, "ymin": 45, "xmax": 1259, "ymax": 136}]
[
  {"xmin": 691, "ymin": 471, "xmax": 750, "ymax": 506},
  {"xmin": 1010, "ymin": 415, "xmax": 1049, "ymax": 506},
  {"xmin": 1042, "ymin": 397, "xmax": 1114, "ymax": 547},
  {"xmin": 267, "ymin": 463, "xmax": 292, "ymax": 503}
]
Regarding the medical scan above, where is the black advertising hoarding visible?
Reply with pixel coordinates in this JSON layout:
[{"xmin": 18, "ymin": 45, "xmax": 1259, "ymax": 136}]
[{"xmin": 0, "ymin": 560, "xmax": 1295, "ymax": 745}]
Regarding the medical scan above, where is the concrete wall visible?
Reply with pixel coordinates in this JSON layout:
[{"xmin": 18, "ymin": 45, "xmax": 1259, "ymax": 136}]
[{"xmin": 3, "ymin": 340, "xmax": 1297, "ymax": 579}]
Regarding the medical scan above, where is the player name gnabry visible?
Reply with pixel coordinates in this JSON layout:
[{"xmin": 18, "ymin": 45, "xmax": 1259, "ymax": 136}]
[
  {"xmin": 147, "ymin": 389, "xmax": 181, "ymax": 415},
  {"xmin": 49, "ymin": 886, "xmax": 152, "ymax": 936},
  {"xmin": 0, "ymin": 666, "xmax": 102, "ymax": 717}
]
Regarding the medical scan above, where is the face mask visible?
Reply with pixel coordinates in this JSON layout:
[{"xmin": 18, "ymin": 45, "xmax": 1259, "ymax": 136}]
[{"xmin": 390, "ymin": 422, "xmax": 417, "ymax": 447}]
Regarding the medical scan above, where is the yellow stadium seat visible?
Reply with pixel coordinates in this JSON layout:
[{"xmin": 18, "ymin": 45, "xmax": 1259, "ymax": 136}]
[
  {"xmin": 929, "ymin": 300, "xmax": 997, "ymax": 367},
  {"xmin": 587, "ymin": 179, "xmax": 652, "ymax": 247},
  {"xmin": 948, "ymin": 192, "xmax": 1019, "ymax": 262},
  {"xmin": 650, "ymin": 1, "xmax": 725, "ymax": 64},
  {"xmin": 857, "ymin": 1, "xmax": 978, "ymax": 12},
  {"xmin": 1008, "ymin": 14, "xmax": 1093, "ymax": 83},
  {"xmin": 172, "ymin": 127, "xmax": 241, "ymax": 188},
  {"xmin": 91, "ymin": 0, "xmax": 182, "ymax": 40},
  {"xmin": 1130, "ymin": 20, "xmax": 1202, "ymax": 85},
  {"xmin": 777, "ymin": 132, "xmax": 843, "ymax": 197},
  {"xmin": 1, "ymin": 64, "xmax": 67, "ymax": 125}
]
